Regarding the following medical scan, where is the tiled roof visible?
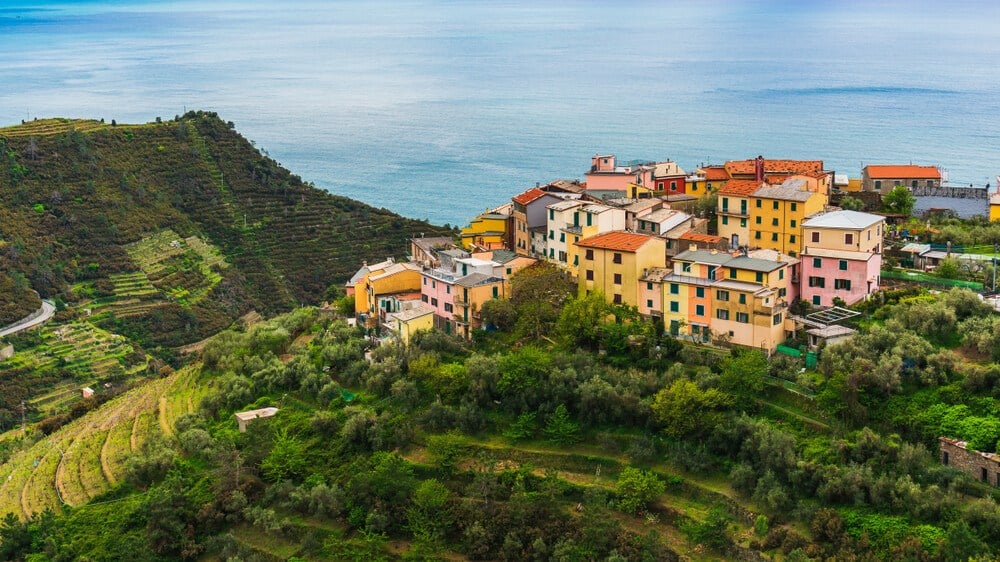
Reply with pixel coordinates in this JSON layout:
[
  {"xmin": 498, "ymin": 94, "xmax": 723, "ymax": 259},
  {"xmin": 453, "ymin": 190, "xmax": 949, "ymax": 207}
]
[
  {"xmin": 512, "ymin": 187, "xmax": 549, "ymax": 205},
  {"xmin": 752, "ymin": 184, "xmax": 816, "ymax": 202},
  {"xmin": 718, "ymin": 179, "xmax": 763, "ymax": 196},
  {"xmin": 726, "ymin": 159, "xmax": 824, "ymax": 176},
  {"xmin": 702, "ymin": 166, "xmax": 729, "ymax": 181},
  {"xmin": 575, "ymin": 231, "xmax": 658, "ymax": 252},
  {"xmin": 802, "ymin": 210, "xmax": 884, "ymax": 229},
  {"xmin": 679, "ymin": 232, "xmax": 722, "ymax": 243},
  {"xmin": 864, "ymin": 165, "xmax": 940, "ymax": 179}
]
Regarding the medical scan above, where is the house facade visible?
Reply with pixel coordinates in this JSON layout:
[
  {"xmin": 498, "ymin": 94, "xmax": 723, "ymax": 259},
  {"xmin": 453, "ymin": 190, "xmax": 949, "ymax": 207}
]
[
  {"xmin": 511, "ymin": 187, "xmax": 566, "ymax": 256},
  {"xmin": 800, "ymin": 210, "xmax": 884, "ymax": 307},
  {"xmin": 460, "ymin": 206, "xmax": 512, "ymax": 250},
  {"xmin": 749, "ymin": 179, "xmax": 827, "ymax": 256},
  {"xmin": 862, "ymin": 164, "xmax": 941, "ymax": 193},
  {"xmin": 717, "ymin": 180, "xmax": 762, "ymax": 249},
  {"xmin": 576, "ymin": 232, "xmax": 667, "ymax": 307},
  {"xmin": 940, "ymin": 437, "xmax": 1000, "ymax": 486}
]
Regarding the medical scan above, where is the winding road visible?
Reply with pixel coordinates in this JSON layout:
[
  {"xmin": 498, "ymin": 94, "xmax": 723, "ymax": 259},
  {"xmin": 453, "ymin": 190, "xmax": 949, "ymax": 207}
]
[{"xmin": 0, "ymin": 300, "xmax": 56, "ymax": 338}]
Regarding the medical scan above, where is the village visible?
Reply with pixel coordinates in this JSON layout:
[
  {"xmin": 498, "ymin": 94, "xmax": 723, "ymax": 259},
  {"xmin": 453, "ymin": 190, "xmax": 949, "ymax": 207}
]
[{"xmin": 348, "ymin": 155, "xmax": 1000, "ymax": 354}]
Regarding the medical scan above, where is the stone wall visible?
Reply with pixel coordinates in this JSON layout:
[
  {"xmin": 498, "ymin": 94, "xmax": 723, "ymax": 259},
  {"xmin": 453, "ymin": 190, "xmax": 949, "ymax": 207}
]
[
  {"xmin": 911, "ymin": 186, "xmax": 988, "ymax": 199},
  {"xmin": 939, "ymin": 437, "xmax": 1000, "ymax": 486}
]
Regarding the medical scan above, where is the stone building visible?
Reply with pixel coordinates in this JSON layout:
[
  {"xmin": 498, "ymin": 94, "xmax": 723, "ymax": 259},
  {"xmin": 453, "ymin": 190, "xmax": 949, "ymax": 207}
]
[{"xmin": 939, "ymin": 437, "xmax": 1000, "ymax": 486}]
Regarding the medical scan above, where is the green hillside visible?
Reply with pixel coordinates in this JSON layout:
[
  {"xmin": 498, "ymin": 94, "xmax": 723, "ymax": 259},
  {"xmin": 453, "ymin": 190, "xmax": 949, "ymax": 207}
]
[{"xmin": 0, "ymin": 112, "xmax": 453, "ymax": 348}]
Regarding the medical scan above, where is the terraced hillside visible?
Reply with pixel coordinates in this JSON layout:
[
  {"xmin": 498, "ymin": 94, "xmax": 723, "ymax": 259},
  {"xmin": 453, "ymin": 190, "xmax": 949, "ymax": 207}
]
[
  {"xmin": 0, "ymin": 366, "xmax": 202, "ymax": 519},
  {"xmin": 0, "ymin": 112, "xmax": 453, "ymax": 350}
]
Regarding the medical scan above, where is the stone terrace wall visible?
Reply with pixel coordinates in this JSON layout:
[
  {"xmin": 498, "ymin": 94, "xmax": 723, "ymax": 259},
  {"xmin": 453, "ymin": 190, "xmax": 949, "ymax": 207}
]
[
  {"xmin": 940, "ymin": 437, "xmax": 1000, "ymax": 486},
  {"xmin": 912, "ymin": 186, "xmax": 988, "ymax": 199}
]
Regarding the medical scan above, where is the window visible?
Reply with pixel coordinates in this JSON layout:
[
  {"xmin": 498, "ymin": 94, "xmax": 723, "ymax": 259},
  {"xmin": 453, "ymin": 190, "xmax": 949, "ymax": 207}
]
[
  {"xmin": 670, "ymin": 181, "xmax": 677, "ymax": 191},
  {"xmin": 791, "ymin": 203, "xmax": 797, "ymax": 212},
  {"xmin": 613, "ymin": 294, "xmax": 622, "ymax": 304},
  {"xmin": 431, "ymin": 298, "xmax": 438, "ymax": 306},
  {"xmin": 586, "ymin": 213, "xmax": 592, "ymax": 226},
  {"xmin": 585, "ymin": 270, "xmax": 594, "ymax": 281},
  {"xmin": 559, "ymin": 232, "xmax": 565, "ymax": 242},
  {"xmin": 647, "ymin": 282, "xmax": 653, "ymax": 290},
  {"xmin": 874, "ymin": 180, "xmax": 882, "ymax": 190},
  {"xmin": 771, "ymin": 233, "xmax": 778, "ymax": 242},
  {"xmin": 755, "ymin": 231, "xmax": 762, "ymax": 240},
  {"xmin": 845, "ymin": 233, "xmax": 854, "ymax": 245},
  {"xmin": 421, "ymin": 294, "xmax": 428, "ymax": 303},
  {"xmin": 779, "ymin": 269, "xmax": 784, "ymax": 280},
  {"xmin": 778, "ymin": 288, "xmax": 786, "ymax": 297},
  {"xmin": 613, "ymin": 273, "xmax": 622, "ymax": 285},
  {"xmin": 790, "ymin": 219, "xmax": 797, "ymax": 228},
  {"xmin": 682, "ymin": 262, "xmax": 691, "ymax": 273},
  {"xmin": 695, "ymin": 304, "xmax": 705, "ymax": 316},
  {"xmin": 808, "ymin": 276, "xmax": 825, "ymax": 288},
  {"xmin": 756, "ymin": 199, "xmax": 762, "ymax": 208},
  {"xmin": 729, "ymin": 267, "xmax": 737, "ymax": 279},
  {"xmin": 740, "ymin": 200, "xmax": 747, "ymax": 213},
  {"xmin": 790, "ymin": 235, "xmax": 796, "ymax": 243},
  {"xmin": 722, "ymin": 197, "xmax": 729, "ymax": 211},
  {"xmin": 708, "ymin": 266, "xmax": 717, "ymax": 280},
  {"xmin": 716, "ymin": 309, "xmax": 729, "ymax": 320},
  {"xmin": 585, "ymin": 249, "xmax": 594, "ymax": 260},
  {"xmin": 835, "ymin": 279, "xmax": 852, "ymax": 290},
  {"xmin": 549, "ymin": 248, "xmax": 554, "ymax": 258},
  {"xmin": 772, "ymin": 218, "xmax": 779, "ymax": 226},
  {"xmin": 493, "ymin": 286, "xmax": 499, "ymax": 298},
  {"xmin": 756, "ymin": 272, "xmax": 764, "ymax": 283},
  {"xmin": 446, "ymin": 285, "xmax": 451, "ymax": 294},
  {"xmin": 839, "ymin": 260, "xmax": 848, "ymax": 270},
  {"xmin": 422, "ymin": 277, "xmax": 427, "ymax": 285},
  {"xmin": 736, "ymin": 312, "xmax": 749, "ymax": 323},
  {"xmin": 549, "ymin": 209, "xmax": 554, "ymax": 220},
  {"xmin": 444, "ymin": 303, "xmax": 453, "ymax": 312},
  {"xmin": 573, "ymin": 254, "xmax": 578, "ymax": 266},
  {"xmin": 755, "ymin": 216, "xmax": 762, "ymax": 224},
  {"xmin": 646, "ymin": 299, "xmax": 653, "ymax": 308},
  {"xmin": 613, "ymin": 253, "xmax": 622, "ymax": 264},
  {"xmin": 773, "ymin": 201, "xmax": 779, "ymax": 210},
  {"xmin": 549, "ymin": 229, "xmax": 554, "ymax": 239},
  {"xmin": 927, "ymin": 180, "xmax": 933, "ymax": 188},
  {"xmin": 696, "ymin": 287, "xmax": 705, "ymax": 298},
  {"xmin": 670, "ymin": 283, "xmax": 679, "ymax": 294},
  {"xmin": 739, "ymin": 294, "xmax": 746, "ymax": 304},
  {"xmin": 721, "ymin": 215, "xmax": 729, "ymax": 225},
  {"xmin": 772, "ymin": 313, "xmax": 782, "ymax": 325},
  {"xmin": 894, "ymin": 180, "xmax": 901, "ymax": 187},
  {"xmin": 716, "ymin": 290, "xmax": 729, "ymax": 301},
  {"xmin": 658, "ymin": 182, "xmax": 664, "ymax": 190},
  {"xmin": 669, "ymin": 301, "xmax": 679, "ymax": 312},
  {"xmin": 811, "ymin": 232, "xmax": 820, "ymax": 243},
  {"xmin": 812, "ymin": 295, "xmax": 821, "ymax": 306},
  {"xmin": 741, "ymin": 218, "xmax": 747, "ymax": 227},
  {"xmin": 912, "ymin": 180, "xmax": 918, "ymax": 188},
  {"xmin": 813, "ymin": 257, "xmax": 822, "ymax": 268}
]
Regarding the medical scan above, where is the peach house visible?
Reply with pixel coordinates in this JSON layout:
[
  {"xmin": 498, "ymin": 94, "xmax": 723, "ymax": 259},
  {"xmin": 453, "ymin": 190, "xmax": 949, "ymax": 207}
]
[
  {"xmin": 584, "ymin": 154, "xmax": 654, "ymax": 192},
  {"xmin": 800, "ymin": 210, "xmax": 885, "ymax": 307}
]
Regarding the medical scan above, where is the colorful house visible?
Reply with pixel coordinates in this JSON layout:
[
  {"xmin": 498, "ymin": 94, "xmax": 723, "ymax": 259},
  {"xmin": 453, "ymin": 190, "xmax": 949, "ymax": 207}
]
[
  {"xmin": 991, "ymin": 189, "xmax": 1000, "ymax": 222},
  {"xmin": 356, "ymin": 261, "xmax": 423, "ymax": 323},
  {"xmin": 658, "ymin": 248, "xmax": 796, "ymax": 350},
  {"xmin": 420, "ymin": 253, "xmax": 507, "ymax": 338},
  {"xmin": 511, "ymin": 187, "xmax": 568, "ymax": 256},
  {"xmin": 800, "ymin": 210, "xmax": 884, "ymax": 307},
  {"xmin": 410, "ymin": 237, "xmax": 456, "ymax": 268},
  {"xmin": 460, "ymin": 205, "xmax": 512, "ymax": 250},
  {"xmin": 716, "ymin": 180, "xmax": 762, "ymax": 249},
  {"xmin": 652, "ymin": 161, "xmax": 687, "ymax": 194},
  {"xmin": 585, "ymin": 154, "xmax": 654, "ymax": 192},
  {"xmin": 383, "ymin": 304, "xmax": 435, "ymax": 344},
  {"xmin": 862, "ymin": 164, "xmax": 941, "ymax": 193},
  {"xmin": 749, "ymin": 179, "xmax": 827, "ymax": 256},
  {"xmin": 576, "ymin": 232, "xmax": 666, "ymax": 307}
]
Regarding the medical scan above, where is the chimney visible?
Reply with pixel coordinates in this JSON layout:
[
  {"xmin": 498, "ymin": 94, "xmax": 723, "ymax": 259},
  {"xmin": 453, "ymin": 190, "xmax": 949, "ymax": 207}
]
[
  {"xmin": 755, "ymin": 155, "xmax": 765, "ymax": 182},
  {"xmin": 689, "ymin": 243, "xmax": 698, "ymax": 252}
]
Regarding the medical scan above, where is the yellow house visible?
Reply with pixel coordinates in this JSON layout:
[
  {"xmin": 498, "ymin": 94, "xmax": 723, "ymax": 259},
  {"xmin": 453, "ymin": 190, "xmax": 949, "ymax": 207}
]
[
  {"xmin": 460, "ymin": 209, "xmax": 510, "ymax": 250},
  {"xmin": 386, "ymin": 305, "xmax": 434, "ymax": 344},
  {"xmin": 355, "ymin": 262, "xmax": 423, "ymax": 317},
  {"xmin": 749, "ymin": 179, "xmax": 827, "ymax": 256},
  {"xmin": 716, "ymin": 180, "xmax": 762, "ymax": 249},
  {"xmin": 662, "ymin": 248, "xmax": 795, "ymax": 349},
  {"xmin": 453, "ymin": 273, "xmax": 508, "ymax": 339},
  {"xmin": 991, "ymin": 191, "xmax": 1000, "ymax": 222},
  {"xmin": 576, "ymin": 232, "xmax": 667, "ymax": 308}
]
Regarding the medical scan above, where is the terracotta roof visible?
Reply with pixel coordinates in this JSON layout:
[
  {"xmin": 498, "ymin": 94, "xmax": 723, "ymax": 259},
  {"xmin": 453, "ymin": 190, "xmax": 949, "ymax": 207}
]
[
  {"xmin": 575, "ymin": 231, "xmax": 658, "ymax": 252},
  {"xmin": 512, "ymin": 187, "xmax": 549, "ymax": 205},
  {"xmin": 725, "ymin": 159, "xmax": 824, "ymax": 176},
  {"xmin": 680, "ymin": 232, "xmax": 722, "ymax": 243},
  {"xmin": 702, "ymin": 166, "xmax": 729, "ymax": 181},
  {"xmin": 864, "ymin": 165, "xmax": 940, "ymax": 179},
  {"xmin": 718, "ymin": 179, "xmax": 763, "ymax": 196}
]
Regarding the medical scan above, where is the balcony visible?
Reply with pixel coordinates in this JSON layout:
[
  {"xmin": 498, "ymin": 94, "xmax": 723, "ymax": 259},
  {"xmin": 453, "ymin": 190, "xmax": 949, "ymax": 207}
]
[
  {"xmin": 718, "ymin": 207, "xmax": 749, "ymax": 217},
  {"xmin": 453, "ymin": 296, "xmax": 470, "ymax": 307}
]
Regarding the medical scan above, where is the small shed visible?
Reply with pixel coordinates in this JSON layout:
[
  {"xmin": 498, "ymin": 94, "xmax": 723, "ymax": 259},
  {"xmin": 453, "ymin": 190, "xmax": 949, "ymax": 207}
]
[
  {"xmin": 82, "ymin": 387, "xmax": 95, "ymax": 399},
  {"xmin": 806, "ymin": 325, "xmax": 856, "ymax": 349},
  {"xmin": 234, "ymin": 407, "xmax": 279, "ymax": 433},
  {"xmin": 940, "ymin": 437, "xmax": 1000, "ymax": 486}
]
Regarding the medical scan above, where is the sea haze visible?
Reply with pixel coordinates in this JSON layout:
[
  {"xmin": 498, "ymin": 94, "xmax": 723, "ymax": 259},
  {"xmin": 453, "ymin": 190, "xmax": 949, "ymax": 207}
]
[{"xmin": 1, "ymin": 0, "xmax": 998, "ymax": 225}]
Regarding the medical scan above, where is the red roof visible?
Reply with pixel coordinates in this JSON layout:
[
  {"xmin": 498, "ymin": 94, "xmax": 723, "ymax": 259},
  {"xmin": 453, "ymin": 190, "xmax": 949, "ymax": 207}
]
[
  {"xmin": 512, "ymin": 187, "xmax": 549, "ymax": 205},
  {"xmin": 575, "ymin": 231, "xmax": 658, "ymax": 252},
  {"xmin": 718, "ymin": 179, "xmax": 763, "ymax": 196},
  {"xmin": 680, "ymin": 232, "xmax": 723, "ymax": 243},
  {"xmin": 864, "ymin": 165, "xmax": 940, "ymax": 179},
  {"xmin": 725, "ymin": 159, "xmax": 824, "ymax": 176},
  {"xmin": 702, "ymin": 166, "xmax": 729, "ymax": 181}
]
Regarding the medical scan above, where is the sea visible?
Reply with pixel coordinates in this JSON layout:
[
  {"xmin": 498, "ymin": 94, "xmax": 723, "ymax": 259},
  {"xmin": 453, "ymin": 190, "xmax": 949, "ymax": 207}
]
[{"xmin": 1, "ymin": 0, "xmax": 998, "ymax": 225}]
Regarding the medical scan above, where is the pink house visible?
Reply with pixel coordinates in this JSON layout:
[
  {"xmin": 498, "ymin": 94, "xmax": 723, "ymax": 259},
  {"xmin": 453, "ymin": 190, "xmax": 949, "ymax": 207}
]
[
  {"xmin": 584, "ymin": 154, "xmax": 654, "ymax": 192},
  {"xmin": 800, "ymin": 210, "xmax": 885, "ymax": 307}
]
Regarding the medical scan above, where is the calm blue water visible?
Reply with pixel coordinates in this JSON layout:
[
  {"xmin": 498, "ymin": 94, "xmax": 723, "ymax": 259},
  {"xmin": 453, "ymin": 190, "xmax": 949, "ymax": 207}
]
[{"xmin": 1, "ymin": 1, "xmax": 999, "ymax": 225}]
